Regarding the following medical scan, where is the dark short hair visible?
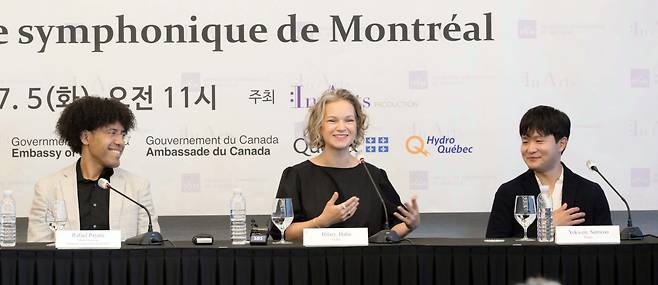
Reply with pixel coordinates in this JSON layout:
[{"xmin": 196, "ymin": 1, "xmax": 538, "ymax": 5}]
[
  {"xmin": 519, "ymin": 105, "xmax": 570, "ymax": 141},
  {"xmin": 56, "ymin": 96, "xmax": 135, "ymax": 154}
]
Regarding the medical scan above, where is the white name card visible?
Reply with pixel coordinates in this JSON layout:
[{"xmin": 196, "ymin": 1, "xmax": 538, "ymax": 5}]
[
  {"xmin": 555, "ymin": 226, "xmax": 620, "ymax": 245},
  {"xmin": 56, "ymin": 230, "xmax": 122, "ymax": 249},
  {"xmin": 303, "ymin": 228, "xmax": 368, "ymax": 247}
]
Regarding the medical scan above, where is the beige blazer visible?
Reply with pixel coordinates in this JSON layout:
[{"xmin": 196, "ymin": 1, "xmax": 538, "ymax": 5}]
[{"xmin": 27, "ymin": 163, "xmax": 160, "ymax": 242}]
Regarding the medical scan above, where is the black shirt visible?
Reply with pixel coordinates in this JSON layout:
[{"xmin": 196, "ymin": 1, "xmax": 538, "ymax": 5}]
[
  {"xmin": 273, "ymin": 160, "xmax": 403, "ymax": 238},
  {"xmin": 76, "ymin": 159, "xmax": 113, "ymax": 230}
]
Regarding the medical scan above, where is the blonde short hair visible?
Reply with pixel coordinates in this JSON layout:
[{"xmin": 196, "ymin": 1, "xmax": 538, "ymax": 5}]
[{"xmin": 305, "ymin": 88, "xmax": 368, "ymax": 150}]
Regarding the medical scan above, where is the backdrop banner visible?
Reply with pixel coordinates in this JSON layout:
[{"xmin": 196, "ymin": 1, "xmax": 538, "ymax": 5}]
[{"xmin": 1, "ymin": 0, "xmax": 656, "ymax": 216}]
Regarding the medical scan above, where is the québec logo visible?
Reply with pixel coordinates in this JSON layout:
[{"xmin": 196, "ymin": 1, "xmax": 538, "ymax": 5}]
[
  {"xmin": 293, "ymin": 137, "xmax": 321, "ymax": 157},
  {"xmin": 365, "ymin": 136, "xmax": 389, "ymax": 153},
  {"xmin": 405, "ymin": 135, "xmax": 474, "ymax": 157}
]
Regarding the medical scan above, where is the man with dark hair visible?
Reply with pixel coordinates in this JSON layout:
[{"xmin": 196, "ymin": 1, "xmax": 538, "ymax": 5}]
[
  {"xmin": 486, "ymin": 105, "xmax": 611, "ymax": 238},
  {"xmin": 27, "ymin": 96, "xmax": 159, "ymax": 242}
]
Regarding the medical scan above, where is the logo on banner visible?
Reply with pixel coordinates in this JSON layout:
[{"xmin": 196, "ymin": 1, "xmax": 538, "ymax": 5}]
[
  {"xmin": 518, "ymin": 20, "xmax": 537, "ymax": 39},
  {"xmin": 181, "ymin": 173, "xmax": 201, "ymax": 192},
  {"xmin": 409, "ymin": 71, "xmax": 428, "ymax": 89},
  {"xmin": 630, "ymin": 21, "xmax": 658, "ymax": 38},
  {"xmin": 630, "ymin": 69, "xmax": 651, "ymax": 88},
  {"xmin": 289, "ymin": 85, "xmax": 371, "ymax": 109},
  {"xmin": 405, "ymin": 135, "xmax": 474, "ymax": 157},
  {"xmin": 405, "ymin": 135, "xmax": 430, "ymax": 157},
  {"xmin": 409, "ymin": 170, "xmax": 429, "ymax": 190},
  {"xmin": 628, "ymin": 120, "xmax": 658, "ymax": 137},
  {"xmin": 523, "ymin": 72, "xmax": 576, "ymax": 88},
  {"xmin": 365, "ymin": 136, "xmax": 389, "ymax": 153},
  {"xmin": 630, "ymin": 168, "xmax": 651, "ymax": 188},
  {"xmin": 293, "ymin": 137, "xmax": 321, "ymax": 157}
]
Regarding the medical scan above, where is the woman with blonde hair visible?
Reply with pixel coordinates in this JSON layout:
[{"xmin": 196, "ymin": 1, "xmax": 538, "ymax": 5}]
[{"xmin": 273, "ymin": 88, "xmax": 420, "ymax": 241}]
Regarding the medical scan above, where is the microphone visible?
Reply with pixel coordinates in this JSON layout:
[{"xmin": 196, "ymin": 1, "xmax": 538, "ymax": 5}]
[
  {"xmin": 359, "ymin": 155, "xmax": 401, "ymax": 244},
  {"xmin": 98, "ymin": 178, "xmax": 163, "ymax": 245},
  {"xmin": 586, "ymin": 160, "xmax": 643, "ymax": 240}
]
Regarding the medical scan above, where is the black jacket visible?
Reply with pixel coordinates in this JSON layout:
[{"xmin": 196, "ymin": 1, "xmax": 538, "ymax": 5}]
[{"xmin": 486, "ymin": 163, "xmax": 612, "ymax": 238}]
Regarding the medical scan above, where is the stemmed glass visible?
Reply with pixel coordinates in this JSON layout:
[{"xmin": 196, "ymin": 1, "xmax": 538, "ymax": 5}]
[
  {"xmin": 514, "ymin": 195, "xmax": 537, "ymax": 241},
  {"xmin": 45, "ymin": 199, "xmax": 68, "ymax": 246},
  {"xmin": 271, "ymin": 198, "xmax": 294, "ymax": 244}
]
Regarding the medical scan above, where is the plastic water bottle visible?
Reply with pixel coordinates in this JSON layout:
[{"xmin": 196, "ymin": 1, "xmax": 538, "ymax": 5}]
[
  {"xmin": 0, "ymin": 191, "xmax": 17, "ymax": 247},
  {"xmin": 230, "ymin": 189, "xmax": 247, "ymax": 245},
  {"xmin": 537, "ymin": 185, "xmax": 554, "ymax": 242}
]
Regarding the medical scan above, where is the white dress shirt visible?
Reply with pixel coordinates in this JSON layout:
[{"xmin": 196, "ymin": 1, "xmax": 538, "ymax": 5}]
[{"xmin": 535, "ymin": 167, "xmax": 564, "ymax": 210}]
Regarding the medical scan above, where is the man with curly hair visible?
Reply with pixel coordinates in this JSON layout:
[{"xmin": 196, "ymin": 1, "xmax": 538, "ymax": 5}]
[{"xmin": 27, "ymin": 96, "xmax": 160, "ymax": 242}]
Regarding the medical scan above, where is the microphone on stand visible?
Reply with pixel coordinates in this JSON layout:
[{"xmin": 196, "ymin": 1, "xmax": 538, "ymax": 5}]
[
  {"xmin": 98, "ymin": 178, "xmax": 163, "ymax": 245},
  {"xmin": 358, "ymin": 155, "xmax": 400, "ymax": 244},
  {"xmin": 586, "ymin": 160, "xmax": 643, "ymax": 240}
]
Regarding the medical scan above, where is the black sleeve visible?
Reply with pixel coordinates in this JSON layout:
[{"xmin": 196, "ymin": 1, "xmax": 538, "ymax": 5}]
[
  {"xmin": 591, "ymin": 183, "xmax": 612, "ymax": 225},
  {"xmin": 378, "ymin": 169, "xmax": 404, "ymax": 227},
  {"xmin": 486, "ymin": 185, "xmax": 514, "ymax": 238},
  {"xmin": 270, "ymin": 167, "xmax": 304, "ymax": 240},
  {"xmin": 275, "ymin": 167, "xmax": 306, "ymax": 222}
]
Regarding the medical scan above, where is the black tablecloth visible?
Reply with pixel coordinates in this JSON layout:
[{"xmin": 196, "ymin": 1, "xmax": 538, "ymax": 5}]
[{"xmin": 0, "ymin": 237, "xmax": 656, "ymax": 285}]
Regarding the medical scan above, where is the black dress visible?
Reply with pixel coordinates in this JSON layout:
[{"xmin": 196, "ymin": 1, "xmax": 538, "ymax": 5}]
[{"xmin": 272, "ymin": 160, "xmax": 403, "ymax": 238}]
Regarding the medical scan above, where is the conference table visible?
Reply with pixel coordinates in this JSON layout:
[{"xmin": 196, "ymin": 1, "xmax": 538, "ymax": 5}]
[{"xmin": 0, "ymin": 237, "xmax": 656, "ymax": 285}]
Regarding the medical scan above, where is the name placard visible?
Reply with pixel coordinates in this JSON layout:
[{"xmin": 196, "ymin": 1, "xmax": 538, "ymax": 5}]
[
  {"xmin": 303, "ymin": 228, "xmax": 368, "ymax": 247},
  {"xmin": 56, "ymin": 230, "xmax": 122, "ymax": 249},
  {"xmin": 555, "ymin": 226, "xmax": 620, "ymax": 245}
]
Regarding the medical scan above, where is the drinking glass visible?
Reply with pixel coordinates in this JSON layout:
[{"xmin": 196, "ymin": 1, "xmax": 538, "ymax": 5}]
[
  {"xmin": 45, "ymin": 199, "xmax": 67, "ymax": 246},
  {"xmin": 271, "ymin": 198, "xmax": 294, "ymax": 244},
  {"xmin": 514, "ymin": 195, "xmax": 537, "ymax": 241}
]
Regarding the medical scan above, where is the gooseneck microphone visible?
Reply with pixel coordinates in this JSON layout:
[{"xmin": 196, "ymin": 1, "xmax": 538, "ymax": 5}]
[
  {"xmin": 586, "ymin": 160, "xmax": 643, "ymax": 240},
  {"xmin": 98, "ymin": 178, "xmax": 163, "ymax": 245},
  {"xmin": 359, "ymin": 157, "xmax": 401, "ymax": 244}
]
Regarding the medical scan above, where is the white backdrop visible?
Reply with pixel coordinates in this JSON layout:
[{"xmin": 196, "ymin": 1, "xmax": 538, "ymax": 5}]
[{"xmin": 1, "ymin": 0, "xmax": 657, "ymax": 217}]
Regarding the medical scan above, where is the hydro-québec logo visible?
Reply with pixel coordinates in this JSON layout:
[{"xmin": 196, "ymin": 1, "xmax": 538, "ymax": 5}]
[{"xmin": 405, "ymin": 135, "xmax": 474, "ymax": 157}]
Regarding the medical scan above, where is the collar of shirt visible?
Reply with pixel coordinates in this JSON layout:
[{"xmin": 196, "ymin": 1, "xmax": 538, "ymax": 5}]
[
  {"xmin": 75, "ymin": 158, "xmax": 114, "ymax": 183},
  {"xmin": 535, "ymin": 167, "xmax": 564, "ymax": 210}
]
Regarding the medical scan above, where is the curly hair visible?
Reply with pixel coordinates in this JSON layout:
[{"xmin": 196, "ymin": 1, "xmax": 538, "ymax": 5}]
[
  {"xmin": 56, "ymin": 96, "xmax": 135, "ymax": 154},
  {"xmin": 305, "ymin": 88, "xmax": 368, "ymax": 151}
]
